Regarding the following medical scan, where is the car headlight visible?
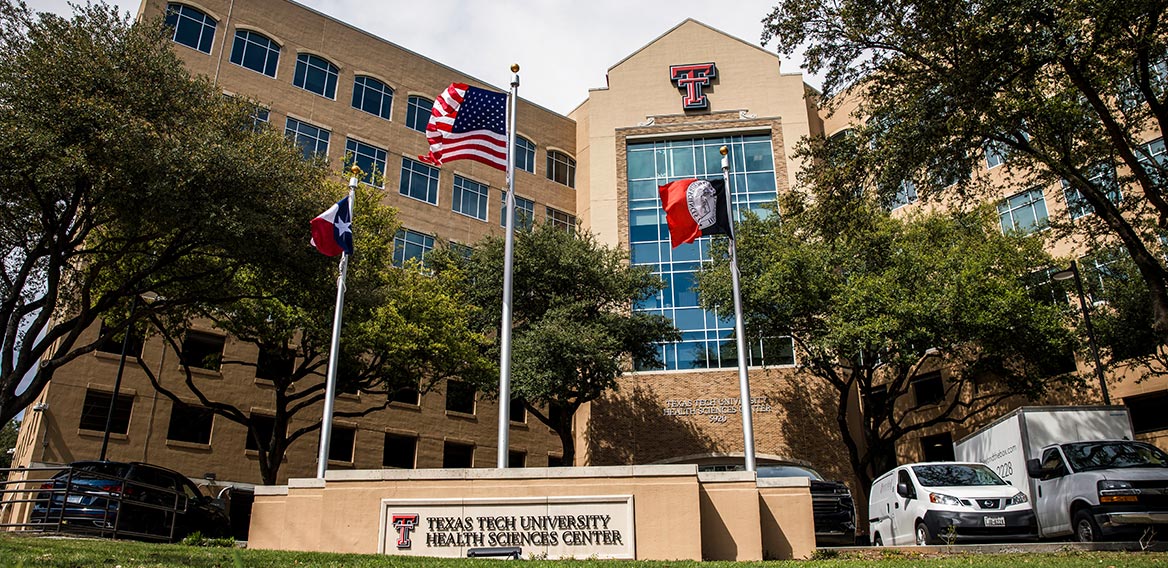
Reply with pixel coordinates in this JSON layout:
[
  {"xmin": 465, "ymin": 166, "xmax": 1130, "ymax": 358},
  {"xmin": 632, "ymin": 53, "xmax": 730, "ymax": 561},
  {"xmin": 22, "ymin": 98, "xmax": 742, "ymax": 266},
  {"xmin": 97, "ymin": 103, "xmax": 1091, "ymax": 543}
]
[
  {"xmin": 928, "ymin": 492, "xmax": 962, "ymax": 506},
  {"xmin": 1008, "ymin": 491, "xmax": 1028, "ymax": 505},
  {"xmin": 1098, "ymin": 479, "xmax": 1139, "ymax": 503}
]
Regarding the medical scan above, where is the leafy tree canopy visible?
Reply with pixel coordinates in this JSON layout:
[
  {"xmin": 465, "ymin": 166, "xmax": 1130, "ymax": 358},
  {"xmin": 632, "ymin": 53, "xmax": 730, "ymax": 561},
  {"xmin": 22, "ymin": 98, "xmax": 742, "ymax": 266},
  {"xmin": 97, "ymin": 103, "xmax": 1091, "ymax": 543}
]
[
  {"xmin": 431, "ymin": 222, "xmax": 678, "ymax": 465},
  {"xmin": 0, "ymin": 418, "xmax": 17, "ymax": 468},
  {"xmin": 696, "ymin": 196, "xmax": 1077, "ymax": 497},
  {"xmin": 0, "ymin": 1, "xmax": 333, "ymax": 425},
  {"xmin": 762, "ymin": 0, "xmax": 1168, "ymax": 334}
]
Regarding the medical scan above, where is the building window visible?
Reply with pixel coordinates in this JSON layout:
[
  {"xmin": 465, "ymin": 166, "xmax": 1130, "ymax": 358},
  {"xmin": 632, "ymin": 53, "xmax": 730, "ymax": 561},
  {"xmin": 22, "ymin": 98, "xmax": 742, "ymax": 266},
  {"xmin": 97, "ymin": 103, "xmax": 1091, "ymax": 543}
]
[
  {"xmin": 546, "ymin": 150, "xmax": 576, "ymax": 188},
  {"xmin": 912, "ymin": 372, "xmax": 945, "ymax": 406},
  {"xmin": 747, "ymin": 336, "xmax": 796, "ymax": 367},
  {"xmin": 545, "ymin": 207, "xmax": 576, "ymax": 233},
  {"xmin": 985, "ymin": 142, "xmax": 1008, "ymax": 169},
  {"xmin": 345, "ymin": 138, "xmax": 387, "ymax": 187},
  {"xmin": 96, "ymin": 322, "xmax": 144, "ymax": 358},
  {"xmin": 515, "ymin": 136, "xmax": 536, "ymax": 173},
  {"xmin": 508, "ymin": 450, "xmax": 527, "ymax": 468},
  {"xmin": 399, "ymin": 157, "xmax": 440, "ymax": 204},
  {"xmin": 627, "ymin": 134, "xmax": 778, "ymax": 370},
  {"xmin": 452, "ymin": 176, "xmax": 489, "ymax": 221},
  {"xmin": 998, "ymin": 188, "xmax": 1049, "ymax": 234},
  {"xmin": 229, "ymin": 30, "xmax": 279, "ymax": 77},
  {"xmin": 1127, "ymin": 392, "xmax": 1168, "ymax": 434},
  {"xmin": 920, "ymin": 432, "xmax": 955, "ymax": 462},
  {"xmin": 448, "ymin": 241, "xmax": 474, "ymax": 259},
  {"xmin": 393, "ymin": 229, "xmax": 435, "ymax": 267},
  {"xmin": 890, "ymin": 180, "xmax": 918, "ymax": 210},
  {"xmin": 445, "ymin": 380, "xmax": 476, "ymax": 414},
  {"xmin": 383, "ymin": 434, "xmax": 417, "ymax": 468},
  {"xmin": 500, "ymin": 192, "xmax": 535, "ymax": 231},
  {"xmin": 293, "ymin": 53, "xmax": 338, "ymax": 99},
  {"xmin": 406, "ymin": 96, "xmax": 432, "ymax": 132},
  {"xmin": 180, "ymin": 331, "xmax": 225, "ymax": 371},
  {"xmin": 510, "ymin": 399, "xmax": 527, "ymax": 423},
  {"xmin": 245, "ymin": 414, "xmax": 275, "ymax": 451},
  {"xmin": 255, "ymin": 347, "xmax": 294, "ymax": 381},
  {"xmin": 79, "ymin": 390, "xmax": 133, "ymax": 433},
  {"xmin": 328, "ymin": 424, "xmax": 355, "ymax": 463},
  {"xmin": 352, "ymin": 76, "xmax": 393, "ymax": 120},
  {"xmin": 1062, "ymin": 163, "xmax": 1121, "ymax": 220},
  {"xmin": 251, "ymin": 106, "xmax": 270, "ymax": 128},
  {"xmin": 391, "ymin": 386, "xmax": 420, "ymax": 405},
  {"xmin": 164, "ymin": 3, "xmax": 216, "ymax": 54},
  {"xmin": 166, "ymin": 402, "xmax": 213, "ymax": 445},
  {"xmin": 285, "ymin": 117, "xmax": 330, "ymax": 160},
  {"xmin": 443, "ymin": 441, "xmax": 474, "ymax": 468}
]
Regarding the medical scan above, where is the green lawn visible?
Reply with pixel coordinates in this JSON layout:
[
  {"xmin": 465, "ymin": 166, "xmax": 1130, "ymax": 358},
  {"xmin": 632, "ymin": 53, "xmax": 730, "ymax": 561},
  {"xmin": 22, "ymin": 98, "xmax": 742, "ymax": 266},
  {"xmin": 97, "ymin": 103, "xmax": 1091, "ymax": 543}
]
[{"xmin": 1, "ymin": 535, "xmax": 1166, "ymax": 567}]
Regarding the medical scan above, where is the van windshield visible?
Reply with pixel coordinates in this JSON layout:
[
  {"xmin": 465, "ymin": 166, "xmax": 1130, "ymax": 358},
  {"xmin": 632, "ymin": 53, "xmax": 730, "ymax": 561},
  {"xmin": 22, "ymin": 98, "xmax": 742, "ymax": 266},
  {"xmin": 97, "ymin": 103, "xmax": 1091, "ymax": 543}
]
[
  {"xmin": 1062, "ymin": 442, "xmax": 1168, "ymax": 472},
  {"xmin": 911, "ymin": 464, "xmax": 1007, "ymax": 487}
]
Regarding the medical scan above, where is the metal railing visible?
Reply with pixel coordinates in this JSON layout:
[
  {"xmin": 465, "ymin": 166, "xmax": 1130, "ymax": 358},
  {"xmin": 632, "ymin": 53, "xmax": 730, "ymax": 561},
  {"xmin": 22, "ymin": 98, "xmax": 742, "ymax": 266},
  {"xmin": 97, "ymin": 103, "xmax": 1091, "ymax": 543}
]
[{"xmin": 0, "ymin": 465, "xmax": 186, "ymax": 541}]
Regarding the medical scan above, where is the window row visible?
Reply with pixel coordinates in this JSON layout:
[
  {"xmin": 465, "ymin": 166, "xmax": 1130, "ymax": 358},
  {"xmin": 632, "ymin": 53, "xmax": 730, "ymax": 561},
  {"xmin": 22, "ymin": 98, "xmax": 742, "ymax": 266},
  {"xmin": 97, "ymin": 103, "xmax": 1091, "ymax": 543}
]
[
  {"xmin": 79, "ymin": 388, "xmax": 542, "ymax": 467},
  {"xmin": 166, "ymin": 4, "xmax": 575, "ymax": 186}
]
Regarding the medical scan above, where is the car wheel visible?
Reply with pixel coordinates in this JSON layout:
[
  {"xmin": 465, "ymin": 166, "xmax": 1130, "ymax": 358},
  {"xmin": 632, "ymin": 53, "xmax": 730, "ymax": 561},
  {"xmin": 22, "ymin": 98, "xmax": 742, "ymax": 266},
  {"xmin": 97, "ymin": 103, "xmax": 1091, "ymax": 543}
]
[
  {"xmin": 1074, "ymin": 510, "xmax": 1102, "ymax": 543},
  {"xmin": 873, "ymin": 533, "xmax": 883, "ymax": 546},
  {"xmin": 915, "ymin": 522, "xmax": 932, "ymax": 546}
]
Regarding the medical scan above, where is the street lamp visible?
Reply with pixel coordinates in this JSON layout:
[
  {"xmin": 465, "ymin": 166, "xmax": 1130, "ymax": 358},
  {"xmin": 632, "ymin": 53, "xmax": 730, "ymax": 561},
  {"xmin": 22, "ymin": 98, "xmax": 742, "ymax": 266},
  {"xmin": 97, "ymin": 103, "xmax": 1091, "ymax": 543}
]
[{"xmin": 1051, "ymin": 261, "xmax": 1112, "ymax": 405}]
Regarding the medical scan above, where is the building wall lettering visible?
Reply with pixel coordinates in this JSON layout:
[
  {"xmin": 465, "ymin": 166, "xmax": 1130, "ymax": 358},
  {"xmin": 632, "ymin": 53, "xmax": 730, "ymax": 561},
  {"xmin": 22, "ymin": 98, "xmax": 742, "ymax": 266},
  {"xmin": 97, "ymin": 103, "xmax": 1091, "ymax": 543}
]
[{"xmin": 662, "ymin": 396, "xmax": 775, "ymax": 422}]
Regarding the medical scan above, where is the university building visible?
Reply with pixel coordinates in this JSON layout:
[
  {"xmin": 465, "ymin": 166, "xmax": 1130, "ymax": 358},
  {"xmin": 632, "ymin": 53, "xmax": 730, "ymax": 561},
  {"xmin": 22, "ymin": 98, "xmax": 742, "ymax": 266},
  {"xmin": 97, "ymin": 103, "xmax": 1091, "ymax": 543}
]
[{"xmin": 10, "ymin": 0, "xmax": 1168, "ymax": 536}]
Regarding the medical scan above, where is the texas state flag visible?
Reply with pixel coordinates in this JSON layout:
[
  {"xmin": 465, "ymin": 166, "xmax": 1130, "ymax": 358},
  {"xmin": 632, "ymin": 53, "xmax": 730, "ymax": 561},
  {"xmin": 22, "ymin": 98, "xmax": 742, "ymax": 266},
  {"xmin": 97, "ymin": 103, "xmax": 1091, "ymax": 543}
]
[{"xmin": 310, "ymin": 197, "xmax": 353, "ymax": 256}]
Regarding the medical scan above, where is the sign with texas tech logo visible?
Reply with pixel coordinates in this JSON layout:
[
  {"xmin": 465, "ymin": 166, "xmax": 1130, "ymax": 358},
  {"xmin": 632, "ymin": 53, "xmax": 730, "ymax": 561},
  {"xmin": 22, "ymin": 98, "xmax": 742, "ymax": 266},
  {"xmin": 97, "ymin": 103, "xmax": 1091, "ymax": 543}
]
[
  {"xmin": 669, "ymin": 63, "xmax": 717, "ymax": 110},
  {"xmin": 391, "ymin": 514, "xmax": 419, "ymax": 549}
]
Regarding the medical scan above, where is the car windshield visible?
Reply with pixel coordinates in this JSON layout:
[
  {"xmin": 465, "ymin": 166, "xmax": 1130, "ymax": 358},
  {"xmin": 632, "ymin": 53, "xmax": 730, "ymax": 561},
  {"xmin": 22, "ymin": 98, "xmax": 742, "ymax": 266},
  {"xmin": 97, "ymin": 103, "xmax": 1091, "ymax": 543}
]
[
  {"xmin": 58, "ymin": 462, "xmax": 131, "ymax": 479},
  {"xmin": 757, "ymin": 466, "xmax": 824, "ymax": 480},
  {"xmin": 1062, "ymin": 442, "xmax": 1168, "ymax": 472},
  {"xmin": 911, "ymin": 464, "xmax": 1007, "ymax": 487}
]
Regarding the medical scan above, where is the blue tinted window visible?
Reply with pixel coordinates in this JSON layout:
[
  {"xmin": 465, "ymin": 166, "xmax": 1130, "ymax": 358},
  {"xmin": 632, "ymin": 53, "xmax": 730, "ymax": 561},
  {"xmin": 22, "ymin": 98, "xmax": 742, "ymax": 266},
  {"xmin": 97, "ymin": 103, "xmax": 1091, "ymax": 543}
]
[
  {"xmin": 284, "ymin": 117, "xmax": 329, "ymax": 160},
  {"xmin": 547, "ymin": 150, "xmax": 575, "ymax": 188},
  {"xmin": 352, "ymin": 76, "xmax": 393, "ymax": 120},
  {"xmin": 546, "ymin": 207, "xmax": 575, "ymax": 232},
  {"xmin": 452, "ymin": 176, "xmax": 489, "ymax": 221},
  {"xmin": 393, "ymin": 229, "xmax": 435, "ymax": 267},
  {"xmin": 345, "ymin": 139, "xmax": 387, "ymax": 188},
  {"xmin": 293, "ymin": 54, "xmax": 338, "ymax": 99},
  {"xmin": 400, "ymin": 158, "xmax": 439, "ymax": 204},
  {"xmin": 515, "ymin": 136, "xmax": 536, "ymax": 173},
  {"xmin": 998, "ymin": 188, "xmax": 1049, "ymax": 234},
  {"xmin": 627, "ymin": 133, "xmax": 792, "ymax": 371},
  {"xmin": 1061, "ymin": 163, "xmax": 1121, "ymax": 219},
  {"xmin": 229, "ymin": 30, "xmax": 279, "ymax": 77},
  {"xmin": 500, "ymin": 192, "xmax": 535, "ymax": 231},
  {"xmin": 165, "ymin": 4, "xmax": 216, "ymax": 54},
  {"xmin": 406, "ymin": 96, "xmax": 432, "ymax": 132}
]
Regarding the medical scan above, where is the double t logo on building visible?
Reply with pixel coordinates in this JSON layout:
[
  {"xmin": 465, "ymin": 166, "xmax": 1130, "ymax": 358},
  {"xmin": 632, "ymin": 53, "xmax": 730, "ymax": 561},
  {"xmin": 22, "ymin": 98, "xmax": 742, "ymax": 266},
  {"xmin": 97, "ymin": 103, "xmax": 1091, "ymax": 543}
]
[
  {"xmin": 392, "ymin": 514, "xmax": 419, "ymax": 549},
  {"xmin": 669, "ymin": 63, "xmax": 717, "ymax": 110}
]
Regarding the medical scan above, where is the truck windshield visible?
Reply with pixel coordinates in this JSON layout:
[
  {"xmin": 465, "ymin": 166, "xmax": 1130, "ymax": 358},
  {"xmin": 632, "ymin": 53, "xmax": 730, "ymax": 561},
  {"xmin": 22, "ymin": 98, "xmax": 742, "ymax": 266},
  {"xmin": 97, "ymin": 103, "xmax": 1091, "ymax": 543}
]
[
  {"xmin": 1062, "ymin": 442, "xmax": 1168, "ymax": 472},
  {"xmin": 911, "ymin": 464, "xmax": 1008, "ymax": 487}
]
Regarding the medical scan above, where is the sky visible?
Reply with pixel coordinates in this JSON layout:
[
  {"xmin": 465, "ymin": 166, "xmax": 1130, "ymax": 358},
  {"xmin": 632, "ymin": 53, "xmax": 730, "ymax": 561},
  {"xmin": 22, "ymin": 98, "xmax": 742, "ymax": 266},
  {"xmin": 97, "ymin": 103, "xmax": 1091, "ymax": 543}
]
[{"xmin": 26, "ymin": 0, "xmax": 814, "ymax": 115}]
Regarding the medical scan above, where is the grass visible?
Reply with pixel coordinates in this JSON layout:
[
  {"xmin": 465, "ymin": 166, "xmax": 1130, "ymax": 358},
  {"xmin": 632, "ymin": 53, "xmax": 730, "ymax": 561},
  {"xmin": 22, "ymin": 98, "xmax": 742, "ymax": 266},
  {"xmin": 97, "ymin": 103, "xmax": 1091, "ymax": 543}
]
[{"xmin": 1, "ymin": 535, "xmax": 1167, "ymax": 567}]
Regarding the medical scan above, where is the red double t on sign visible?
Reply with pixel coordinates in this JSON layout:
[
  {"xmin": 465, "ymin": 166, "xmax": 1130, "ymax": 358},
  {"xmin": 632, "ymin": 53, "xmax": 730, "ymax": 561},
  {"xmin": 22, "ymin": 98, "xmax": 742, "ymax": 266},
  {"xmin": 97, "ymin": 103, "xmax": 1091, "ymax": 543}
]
[{"xmin": 669, "ymin": 63, "xmax": 717, "ymax": 110}]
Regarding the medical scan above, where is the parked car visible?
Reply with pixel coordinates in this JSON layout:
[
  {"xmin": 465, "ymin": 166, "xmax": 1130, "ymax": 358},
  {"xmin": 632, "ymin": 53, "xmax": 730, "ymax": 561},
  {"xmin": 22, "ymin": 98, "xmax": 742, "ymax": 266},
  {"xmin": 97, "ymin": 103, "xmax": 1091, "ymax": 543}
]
[
  {"xmin": 869, "ymin": 462, "xmax": 1037, "ymax": 546},
  {"xmin": 758, "ymin": 464, "xmax": 857, "ymax": 546},
  {"xmin": 31, "ymin": 461, "xmax": 230, "ymax": 542}
]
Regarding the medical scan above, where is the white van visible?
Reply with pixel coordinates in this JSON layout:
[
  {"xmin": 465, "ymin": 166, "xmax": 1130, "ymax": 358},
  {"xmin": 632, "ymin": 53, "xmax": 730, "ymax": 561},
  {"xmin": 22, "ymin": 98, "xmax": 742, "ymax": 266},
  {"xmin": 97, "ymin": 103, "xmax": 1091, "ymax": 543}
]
[{"xmin": 869, "ymin": 462, "xmax": 1037, "ymax": 545}]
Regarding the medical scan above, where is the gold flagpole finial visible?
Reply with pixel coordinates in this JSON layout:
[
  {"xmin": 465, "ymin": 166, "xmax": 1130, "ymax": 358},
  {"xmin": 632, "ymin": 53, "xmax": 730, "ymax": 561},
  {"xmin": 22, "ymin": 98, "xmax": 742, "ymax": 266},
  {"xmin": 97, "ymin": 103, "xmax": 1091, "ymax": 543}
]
[
  {"xmin": 350, "ymin": 165, "xmax": 362, "ymax": 177},
  {"xmin": 511, "ymin": 63, "xmax": 520, "ymax": 73},
  {"xmin": 719, "ymin": 146, "xmax": 728, "ymax": 156}
]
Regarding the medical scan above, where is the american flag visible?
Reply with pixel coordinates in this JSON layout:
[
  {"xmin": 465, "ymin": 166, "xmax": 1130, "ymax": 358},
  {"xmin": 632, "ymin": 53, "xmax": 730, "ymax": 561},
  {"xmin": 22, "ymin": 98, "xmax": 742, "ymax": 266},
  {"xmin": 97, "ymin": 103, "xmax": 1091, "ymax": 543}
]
[{"xmin": 419, "ymin": 83, "xmax": 508, "ymax": 171}]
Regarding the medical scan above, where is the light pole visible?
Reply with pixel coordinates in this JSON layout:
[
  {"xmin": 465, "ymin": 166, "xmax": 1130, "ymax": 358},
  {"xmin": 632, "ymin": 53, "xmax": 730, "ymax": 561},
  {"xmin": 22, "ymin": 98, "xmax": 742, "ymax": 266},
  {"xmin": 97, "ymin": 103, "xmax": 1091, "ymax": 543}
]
[
  {"xmin": 99, "ymin": 293, "xmax": 156, "ymax": 461},
  {"xmin": 1052, "ymin": 261, "xmax": 1111, "ymax": 405}
]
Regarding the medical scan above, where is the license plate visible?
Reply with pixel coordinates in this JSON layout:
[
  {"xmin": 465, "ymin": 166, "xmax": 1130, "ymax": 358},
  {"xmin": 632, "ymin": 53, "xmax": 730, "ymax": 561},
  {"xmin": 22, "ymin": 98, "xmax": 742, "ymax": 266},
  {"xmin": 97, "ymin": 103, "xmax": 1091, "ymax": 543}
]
[
  {"xmin": 66, "ymin": 495, "xmax": 84, "ymax": 504},
  {"xmin": 984, "ymin": 516, "xmax": 1005, "ymax": 527}
]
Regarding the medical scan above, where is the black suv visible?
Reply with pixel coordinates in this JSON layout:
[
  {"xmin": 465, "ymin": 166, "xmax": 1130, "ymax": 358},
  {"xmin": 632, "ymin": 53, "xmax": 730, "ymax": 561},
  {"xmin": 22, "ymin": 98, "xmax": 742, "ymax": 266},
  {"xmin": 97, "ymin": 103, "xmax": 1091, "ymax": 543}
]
[
  {"xmin": 32, "ymin": 461, "xmax": 231, "ymax": 542},
  {"xmin": 758, "ymin": 464, "xmax": 856, "ymax": 547}
]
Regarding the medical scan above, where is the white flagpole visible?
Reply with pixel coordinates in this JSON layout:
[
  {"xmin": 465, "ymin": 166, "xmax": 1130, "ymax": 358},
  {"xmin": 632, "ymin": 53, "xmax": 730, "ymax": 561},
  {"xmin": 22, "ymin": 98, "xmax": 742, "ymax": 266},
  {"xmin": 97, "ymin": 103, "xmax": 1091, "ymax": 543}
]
[
  {"xmin": 316, "ymin": 169, "xmax": 359, "ymax": 479},
  {"xmin": 720, "ymin": 146, "xmax": 757, "ymax": 472},
  {"xmin": 497, "ymin": 64, "xmax": 520, "ymax": 468}
]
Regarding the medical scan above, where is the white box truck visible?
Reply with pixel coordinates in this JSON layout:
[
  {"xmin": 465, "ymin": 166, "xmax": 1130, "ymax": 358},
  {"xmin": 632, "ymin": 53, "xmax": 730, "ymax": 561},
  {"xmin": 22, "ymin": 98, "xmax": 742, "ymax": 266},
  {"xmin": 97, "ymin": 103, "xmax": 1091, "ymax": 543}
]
[{"xmin": 954, "ymin": 406, "xmax": 1168, "ymax": 542}]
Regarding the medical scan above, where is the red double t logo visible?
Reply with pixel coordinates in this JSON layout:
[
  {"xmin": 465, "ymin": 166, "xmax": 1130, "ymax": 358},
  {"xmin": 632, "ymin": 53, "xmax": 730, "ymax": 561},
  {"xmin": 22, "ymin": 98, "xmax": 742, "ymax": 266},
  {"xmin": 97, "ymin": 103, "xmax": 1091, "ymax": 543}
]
[
  {"xmin": 669, "ymin": 63, "xmax": 717, "ymax": 110},
  {"xmin": 391, "ymin": 514, "xmax": 419, "ymax": 549}
]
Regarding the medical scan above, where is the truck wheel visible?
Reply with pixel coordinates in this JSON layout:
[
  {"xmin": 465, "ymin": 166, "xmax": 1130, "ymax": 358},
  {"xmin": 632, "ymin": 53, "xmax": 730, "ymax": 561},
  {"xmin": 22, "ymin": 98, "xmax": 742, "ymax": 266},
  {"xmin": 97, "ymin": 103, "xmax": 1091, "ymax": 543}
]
[
  {"xmin": 873, "ymin": 534, "xmax": 883, "ymax": 546},
  {"xmin": 915, "ymin": 522, "xmax": 932, "ymax": 546},
  {"xmin": 1074, "ymin": 511, "xmax": 1102, "ymax": 543}
]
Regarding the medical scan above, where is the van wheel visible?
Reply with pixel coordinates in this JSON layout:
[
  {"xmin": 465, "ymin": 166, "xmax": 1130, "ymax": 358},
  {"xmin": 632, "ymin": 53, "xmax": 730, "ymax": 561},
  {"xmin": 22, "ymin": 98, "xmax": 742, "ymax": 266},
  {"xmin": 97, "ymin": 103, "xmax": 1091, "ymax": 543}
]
[
  {"xmin": 1074, "ymin": 511, "xmax": 1102, "ymax": 543},
  {"xmin": 872, "ymin": 534, "xmax": 883, "ymax": 546},
  {"xmin": 915, "ymin": 522, "xmax": 932, "ymax": 546}
]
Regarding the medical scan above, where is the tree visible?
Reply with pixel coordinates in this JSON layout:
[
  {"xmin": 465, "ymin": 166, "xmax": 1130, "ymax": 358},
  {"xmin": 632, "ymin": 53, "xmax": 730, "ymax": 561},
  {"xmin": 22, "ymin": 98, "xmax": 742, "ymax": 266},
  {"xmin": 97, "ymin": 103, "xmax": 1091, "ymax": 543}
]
[
  {"xmin": 762, "ymin": 0, "xmax": 1168, "ymax": 335},
  {"xmin": 0, "ymin": 418, "xmax": 17, "ymax": 468},
  {"xmin": 431, "ymin": 223, "xmax": 678, "ymax": 465},
  {"xmin": 136, "ymin": 184, "xmax": 494, "ymax": 484},
  {"xmin": 0, "ymin": 2, "xmax": 331, "ymax": 425},
  {"xmin": 695, "ymin": 197, "xmax": 1077, "ymax": 499}
]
